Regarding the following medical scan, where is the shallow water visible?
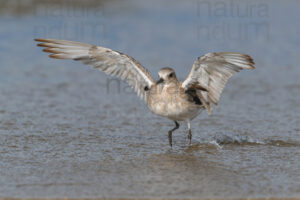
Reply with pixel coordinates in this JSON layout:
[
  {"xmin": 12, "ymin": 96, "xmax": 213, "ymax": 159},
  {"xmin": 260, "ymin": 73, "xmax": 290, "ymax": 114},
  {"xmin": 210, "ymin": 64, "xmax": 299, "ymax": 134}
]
[{"xmin": 0, "ymin": 0, "xmax": 299, "ymax": 198}]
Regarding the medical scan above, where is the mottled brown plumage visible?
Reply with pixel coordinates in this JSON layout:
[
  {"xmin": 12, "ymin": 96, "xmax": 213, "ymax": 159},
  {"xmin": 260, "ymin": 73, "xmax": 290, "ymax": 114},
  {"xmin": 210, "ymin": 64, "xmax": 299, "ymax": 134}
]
[{"xmin": 35, "ymin": 38, "xmax": 255, "ymax": 146}]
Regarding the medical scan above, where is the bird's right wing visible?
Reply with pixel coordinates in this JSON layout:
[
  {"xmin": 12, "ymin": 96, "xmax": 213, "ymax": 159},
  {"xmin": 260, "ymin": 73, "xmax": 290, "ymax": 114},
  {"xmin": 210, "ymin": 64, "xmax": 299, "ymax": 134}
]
[
  {"xmin": 35, "ymin": 38, "xmax": 155, "ymax": 101},
  {"xmin": 182, "ymin": 52, "xmax": 255, "ymax": 114}
]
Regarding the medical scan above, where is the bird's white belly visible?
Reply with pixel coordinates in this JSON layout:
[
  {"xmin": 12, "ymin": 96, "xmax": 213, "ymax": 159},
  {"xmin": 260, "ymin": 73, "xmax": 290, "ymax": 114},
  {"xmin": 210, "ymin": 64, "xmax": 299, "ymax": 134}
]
[
  {"xmin": 148, "ymin": 101, "xmax": 201, "ymax": 121},
  {"xmin": 147, "ymin": 83, "xmax": 203, "ymax": 121}
]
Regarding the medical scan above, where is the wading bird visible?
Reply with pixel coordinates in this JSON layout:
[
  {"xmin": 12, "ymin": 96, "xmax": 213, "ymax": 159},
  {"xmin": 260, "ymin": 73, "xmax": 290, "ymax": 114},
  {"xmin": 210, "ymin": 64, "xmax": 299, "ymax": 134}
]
[{"xmin": 35, "ymin": 38, "xmax": 255, "ymax": 147}]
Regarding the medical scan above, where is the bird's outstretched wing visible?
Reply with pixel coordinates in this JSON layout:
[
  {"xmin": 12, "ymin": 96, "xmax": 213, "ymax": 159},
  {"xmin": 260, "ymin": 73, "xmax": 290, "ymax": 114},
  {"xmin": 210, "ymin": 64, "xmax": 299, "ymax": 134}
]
[
  {"xmin": 35, "ymin": 38, "xmax": 155, "ymax": 101},
  {"xmin": 182, "ymin": 52, "xmax": 255, "ymax": 114}
]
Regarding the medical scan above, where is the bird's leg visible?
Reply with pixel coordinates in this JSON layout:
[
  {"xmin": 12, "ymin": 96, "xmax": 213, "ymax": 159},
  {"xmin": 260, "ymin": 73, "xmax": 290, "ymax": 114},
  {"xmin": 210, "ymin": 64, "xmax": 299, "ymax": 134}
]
[
  {"xmin": 168, "ymin": 121, "xmax": 179, "ymax": 147},
  {"xmin": 187, "ymin": 120, "xmax": 192, "ymax": 145}
]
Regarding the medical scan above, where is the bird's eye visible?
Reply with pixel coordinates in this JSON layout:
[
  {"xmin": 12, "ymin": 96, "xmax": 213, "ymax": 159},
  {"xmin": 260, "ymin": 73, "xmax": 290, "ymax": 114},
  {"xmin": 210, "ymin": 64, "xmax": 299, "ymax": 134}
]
[
  {"xmin": 168, "ymin": 73, "xmax": 173, "ymax": 78},
  {"xmin": 144, "ymin": 86, "xmax": 149, "ymax": 91}
]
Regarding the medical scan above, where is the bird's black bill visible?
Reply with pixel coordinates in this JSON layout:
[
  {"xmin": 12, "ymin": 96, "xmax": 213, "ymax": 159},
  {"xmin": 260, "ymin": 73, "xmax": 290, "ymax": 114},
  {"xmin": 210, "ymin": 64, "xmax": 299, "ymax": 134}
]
[{"xmin": 156, "ymin": 78, "xmax": 164, "ymax": 84}]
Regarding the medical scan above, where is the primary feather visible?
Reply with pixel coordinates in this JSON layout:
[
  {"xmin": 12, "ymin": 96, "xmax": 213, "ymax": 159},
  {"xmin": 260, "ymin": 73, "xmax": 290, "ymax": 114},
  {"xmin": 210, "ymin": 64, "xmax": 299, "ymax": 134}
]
[
  {"xmin": 35, "ymin": 38, "xmax": 155, "ymax": 101},
  {"xmin": 182, "ymin": 52, "xmax": 255, "ymax": 114}
]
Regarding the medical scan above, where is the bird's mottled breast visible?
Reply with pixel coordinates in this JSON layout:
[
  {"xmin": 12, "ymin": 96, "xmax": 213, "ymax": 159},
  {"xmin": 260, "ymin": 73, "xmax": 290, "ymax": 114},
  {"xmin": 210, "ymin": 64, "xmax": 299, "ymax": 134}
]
[{"xmin": 146, "ymin": 83, "xmax": 198, "ymax": 120}]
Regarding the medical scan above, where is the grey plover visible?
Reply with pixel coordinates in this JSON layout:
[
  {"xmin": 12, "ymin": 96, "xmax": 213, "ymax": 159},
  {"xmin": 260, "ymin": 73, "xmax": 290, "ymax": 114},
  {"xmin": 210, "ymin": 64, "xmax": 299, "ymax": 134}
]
[{"xmin": 35, "ymin": 38, "xmax": 255, "ymax": 146}]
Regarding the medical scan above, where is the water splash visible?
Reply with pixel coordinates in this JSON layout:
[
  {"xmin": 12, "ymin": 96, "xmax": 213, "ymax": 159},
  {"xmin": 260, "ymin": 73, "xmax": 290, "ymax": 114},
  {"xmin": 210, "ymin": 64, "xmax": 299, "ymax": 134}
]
[
  {"xmin": 212, "ymin": 134, "xmax": 265, "ymax": 145},
  {"xmin": 209, "ymin": 140, "xmax": 223, "ymax": 149},
  {"xmin": 210, "ymin": 133, "xmax": 300, "ymax": 147}
]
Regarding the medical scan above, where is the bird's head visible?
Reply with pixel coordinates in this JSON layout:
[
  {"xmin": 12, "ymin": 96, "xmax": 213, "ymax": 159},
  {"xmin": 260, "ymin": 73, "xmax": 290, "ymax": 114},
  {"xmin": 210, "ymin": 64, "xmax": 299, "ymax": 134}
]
[{"xmin": 157, "ymin": 67, "xmax": 177, "ymax": 85}]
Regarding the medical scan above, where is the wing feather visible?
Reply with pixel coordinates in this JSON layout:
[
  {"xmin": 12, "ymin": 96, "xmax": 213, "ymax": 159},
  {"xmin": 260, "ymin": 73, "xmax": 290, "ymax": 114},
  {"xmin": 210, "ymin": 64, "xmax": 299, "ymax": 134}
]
[
  {"xmin": 182, "ymin": 52, "xmax": 255, "ymax": 114},
  {"xmin": 35, "ymin": 38, "xmax": 155, "ymax": 101}
]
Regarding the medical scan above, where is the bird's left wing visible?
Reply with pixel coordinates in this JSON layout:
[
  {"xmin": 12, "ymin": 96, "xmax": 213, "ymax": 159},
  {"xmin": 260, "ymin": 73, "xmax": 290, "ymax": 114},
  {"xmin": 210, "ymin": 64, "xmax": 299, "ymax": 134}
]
[
  {"xmin": 35, "ymin": 38, "xmax": 155, "ymax": 101},
  {"xmin": 182, "ymin": 52, "xmax": 255, "ymax": 114}
]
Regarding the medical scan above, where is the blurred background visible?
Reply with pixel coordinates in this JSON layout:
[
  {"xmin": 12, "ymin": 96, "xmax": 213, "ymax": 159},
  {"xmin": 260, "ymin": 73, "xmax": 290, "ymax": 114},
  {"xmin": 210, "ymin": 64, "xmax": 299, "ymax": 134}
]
[{"xmin": 0, "ymin": 0, "xmax": 299, "ymax": 199}]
